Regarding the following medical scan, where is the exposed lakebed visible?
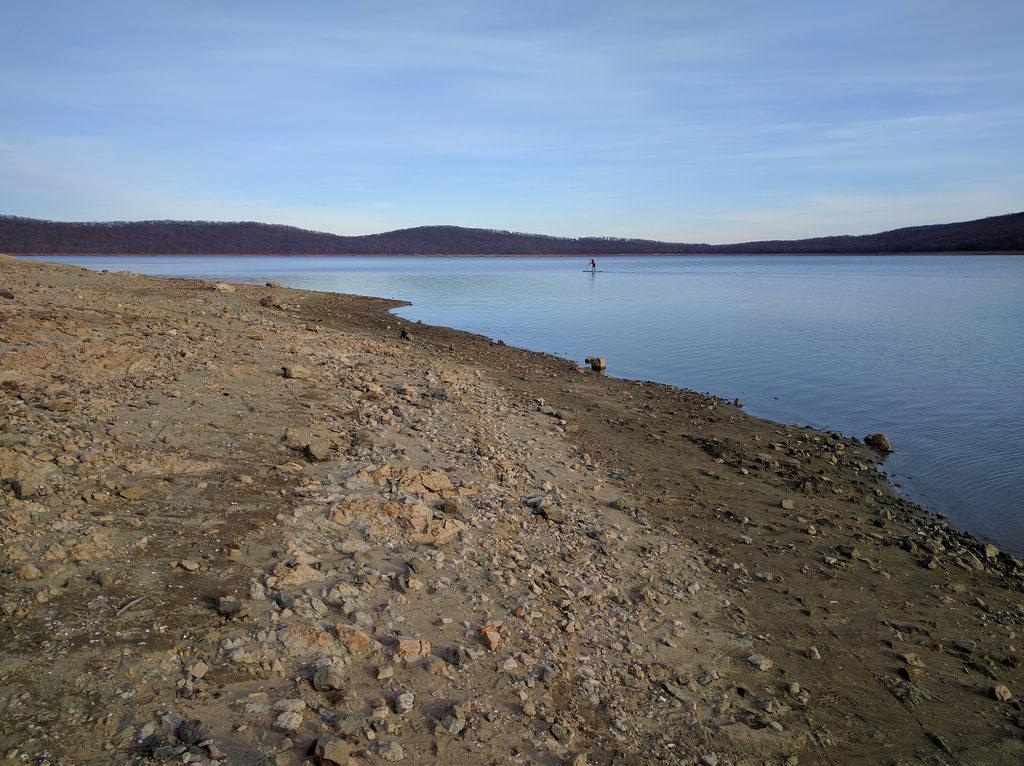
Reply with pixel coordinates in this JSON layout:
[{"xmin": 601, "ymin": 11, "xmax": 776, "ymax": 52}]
[{"xmin": 24, "ymin": 253, "xmax": 1024, "ymax": 554}]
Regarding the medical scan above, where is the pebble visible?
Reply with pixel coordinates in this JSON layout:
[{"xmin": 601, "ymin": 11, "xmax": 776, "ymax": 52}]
[
  {"xmin": 395, "ymin": 692, "xmax": 415, "ymax": 714},
  {"xmin": 479, "ymin": 623, "xmax": 502, "ymax": 651}
]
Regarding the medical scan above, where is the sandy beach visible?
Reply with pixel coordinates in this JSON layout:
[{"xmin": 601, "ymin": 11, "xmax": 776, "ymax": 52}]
[{"xmin": 2, "ymin": 254, "xmax": 1023, "ymax": 766}]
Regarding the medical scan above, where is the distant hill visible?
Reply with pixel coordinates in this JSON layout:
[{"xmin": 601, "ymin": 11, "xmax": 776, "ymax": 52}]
[{"xmin": 1, "ymin": 211, "xmax": 1022, "ymax": 255}]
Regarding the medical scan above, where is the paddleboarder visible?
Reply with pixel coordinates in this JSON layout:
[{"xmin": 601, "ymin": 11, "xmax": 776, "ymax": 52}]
[{"xmin": 589, "ymin": 259, "xmax": 597, "ymax": 273}]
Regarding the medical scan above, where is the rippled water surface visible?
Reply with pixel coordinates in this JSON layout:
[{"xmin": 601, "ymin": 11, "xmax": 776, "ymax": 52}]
[{"xmin": 25, "ymin": 254, "xmax": 1024, "ymax": 553}]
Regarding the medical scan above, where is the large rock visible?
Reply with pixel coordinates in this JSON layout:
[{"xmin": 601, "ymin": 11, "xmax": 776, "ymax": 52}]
[
  {"xmin": 277, "ymin": 622, "xmax": 339, "ymax": 658},
  {"xmin": 335, "ymin": 624, "xmax": 371, "ymax": 655},
  {"xmin": 315, "ymin": 736, "xmax": 350, "ymax": 766},
  {"xmin": 0, "ymin": 449, "xmax": 60, "ymax": 498},
  {"xmin": 398, "ymin": 468, "xmax": 454, "ymax": 495},
  {"xmin": 312, "ymin": 664, "xmax": 346, "ymax": 691},
  {"xmin": 15, "ymin": 563, "xmax": 42, "ymax": 581},
  {"xmin": 864, "ymin": 433, "xmax": 892, "ymax": 452},
  {"xmin": 304, "ymin": 441, "xmax": 333, "ymax": 462}
]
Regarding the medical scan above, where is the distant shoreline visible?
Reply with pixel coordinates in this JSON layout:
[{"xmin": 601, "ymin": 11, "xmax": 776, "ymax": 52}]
[
  {"xmin": 4, "ymin": 210, "xmax": 1023, "ymax": 255},
  {"xmin": 18, "ymin": 250, "xmax": 1024, "ymax": 257}
]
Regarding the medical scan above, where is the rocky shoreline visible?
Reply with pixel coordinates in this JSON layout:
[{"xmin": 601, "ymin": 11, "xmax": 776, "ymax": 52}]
[{"xmin": 1, "ymin": 255, "xmax": 1023, "ymax": 765}]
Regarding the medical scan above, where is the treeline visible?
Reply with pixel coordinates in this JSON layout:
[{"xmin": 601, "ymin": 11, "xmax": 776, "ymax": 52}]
[{"xmin": 1, "ymin": 212, "xmax": 1022, "ymax": 255}]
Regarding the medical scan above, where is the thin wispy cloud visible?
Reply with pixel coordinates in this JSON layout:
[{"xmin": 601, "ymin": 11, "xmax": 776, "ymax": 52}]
[{"xmin": 1, "ymin": 0, "xmax": 1021, "ymax": 240}]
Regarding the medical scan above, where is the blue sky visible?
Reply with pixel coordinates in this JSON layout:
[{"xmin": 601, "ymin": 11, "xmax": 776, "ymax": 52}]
[{"xmin": 1, "ymin": 1, "xmax": 1022, "ymax": 242}]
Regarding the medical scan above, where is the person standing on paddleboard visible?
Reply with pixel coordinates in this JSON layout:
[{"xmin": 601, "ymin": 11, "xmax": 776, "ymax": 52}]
[{"xmin": 589, "ymin": 259, "xmax": 596, "ymax": 273}]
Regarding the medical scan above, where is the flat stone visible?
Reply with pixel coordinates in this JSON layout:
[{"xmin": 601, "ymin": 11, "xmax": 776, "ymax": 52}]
[
  {"xmin": 118, "ymin": 484, "xmax": 145, "ymax": 500},
  {"xmin": 398, "ymin": 468, "xmax": 454, "ymax": 495},
  {"xmin": 378, "ymin": 741, "xmax": 405, "ymax": 761},
  {"xmin": 397, "ymin": 637, "xmax": 432, "ymax": 657},
  {"xmin": 40, "ymin": 398, "xmax": 74, "ymax": 412},
  {"xmin": 274, "ymin": 710, "xmax": 303, "ymax": 731},
  {"xmin": 663, "ymin": 681, "xmax": 688, "ymax": 701},
  {"xmin": 304, "ymin": 441, "xmax": 333, "ymax": 461}
]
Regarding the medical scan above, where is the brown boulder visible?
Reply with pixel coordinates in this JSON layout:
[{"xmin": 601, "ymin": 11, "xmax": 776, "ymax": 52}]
[{"xmin": 864, "ymin": 433, "xmax": 892, "ymax": 452}]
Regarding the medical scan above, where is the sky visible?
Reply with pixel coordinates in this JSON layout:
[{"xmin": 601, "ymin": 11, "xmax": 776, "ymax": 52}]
[{"xmin": 1, "ymin": 1, "xmax": 1022, "ymax": 243}]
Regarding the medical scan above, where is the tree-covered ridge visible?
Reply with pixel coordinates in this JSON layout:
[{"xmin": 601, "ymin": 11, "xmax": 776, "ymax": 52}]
[{"xmin": 1, "ymin": 212, "xmax": 1022, "ymax": 255}]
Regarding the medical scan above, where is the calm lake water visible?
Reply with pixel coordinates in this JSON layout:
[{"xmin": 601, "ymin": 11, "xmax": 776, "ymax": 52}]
[{"xmin": 23, "ymin": 254, "xmax": 1024, "ymax": 554}]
